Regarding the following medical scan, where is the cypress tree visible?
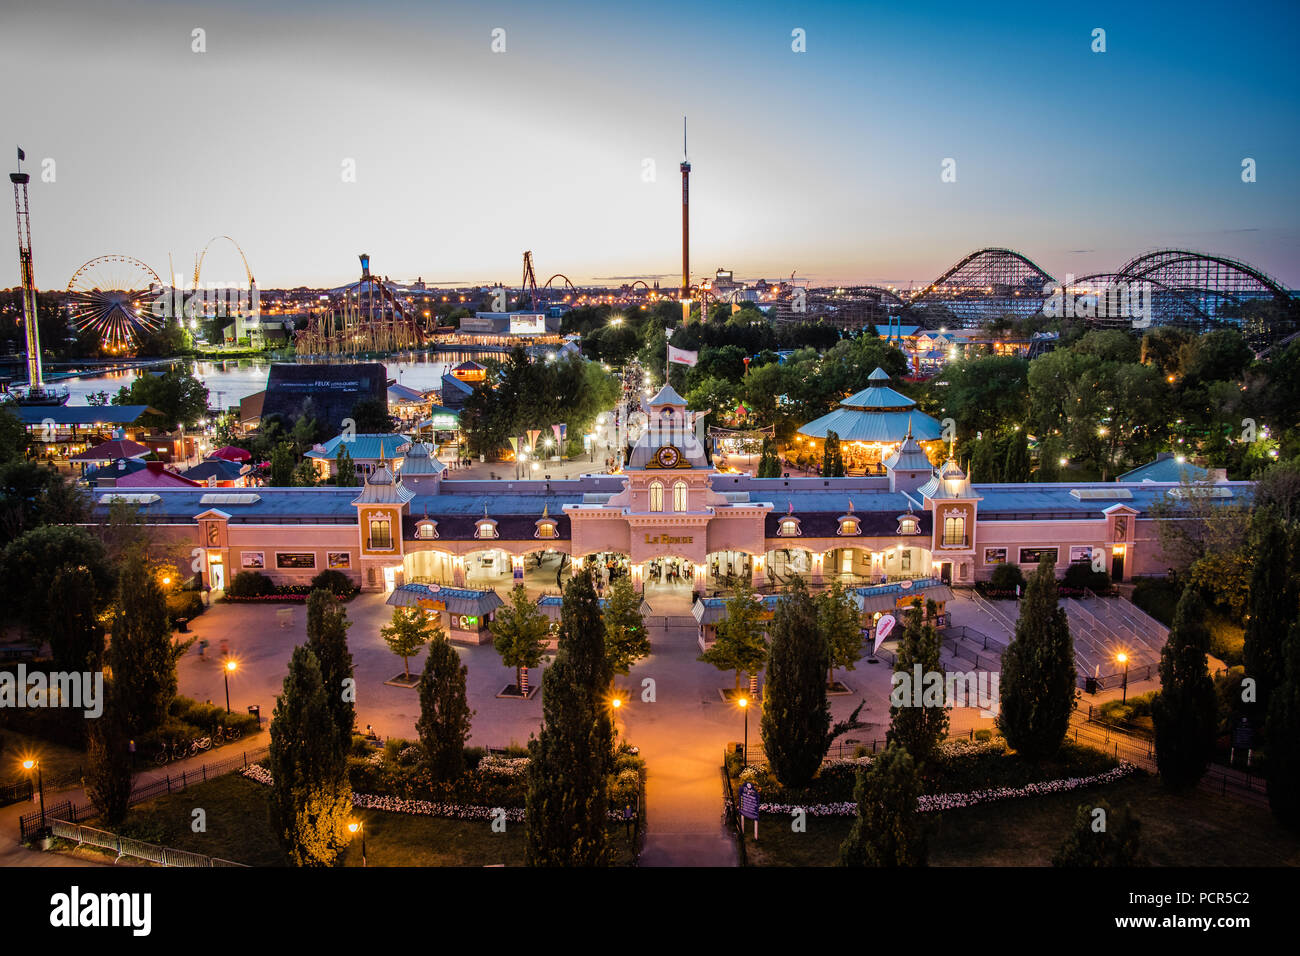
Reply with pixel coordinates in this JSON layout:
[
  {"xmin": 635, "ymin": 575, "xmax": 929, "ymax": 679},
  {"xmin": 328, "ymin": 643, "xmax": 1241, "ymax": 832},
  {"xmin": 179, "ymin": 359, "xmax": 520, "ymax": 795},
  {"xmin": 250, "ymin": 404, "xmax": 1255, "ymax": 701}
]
[
  {"xmin": 1003, "ymin": 428, "xmax": 1031, "ymax": 483},
  {"xmin": 334, "ymin": 443, "xmax": 357, "ymax": 486},
  {"xmin": 823, "ymin": 431, "xmax": 845, "ymax": 477},
  {"xmin": 839, "ymin": 742, "xmax": 926, "ymax": 867},
  {"xmin": 306, "ymin": 589, "xmax": 355, "ymax": 746},
  {"xmin": 417, "ymin": 630, "xmax": 474, "ymax": 782},
  {"xmin": 997, "ymin": 556, "xmax": 1077, "ymax": 760},
  {"xmin": 84, "ymin": 681, "xmax": 133, "ymax": 827},
  {"xmin": 1151, "ymin": 588, "xmax": 1217, "ymax": 788},
  {"xmin": 819, "ymin": 580, "xmax": 864, "ymax": 688},
  {"xmin": 757, "ymin": 436, "xmax": 781, "ymax": 477},
  {"xmin": 525, "ymin": 656, "xmax": 610, "ymax": 866},
  {"xmin": 887, "ymin": 599, "xmax": 949, "ymax": 770},
  {"xmin": 1051, "ymin": 800, "xmax": 1142, "ymax": 866},
  {"xmin": 525, "ymin": 569, "xmax": 614, "ymax": 866},
  {"xmin": 268, "ymin": 645, "xmax": 353, "ymax": 867},
  {"xmin": 105, "ymin": 547, "xmax": 177, "ymax": 739},
  {"xmin": 760, "ymin": 578, "xmax": 832, "ymax": 788},
  {"xmin": 1266, "ymin": 619, "xmax": 1300, "ymax": 828},
  {"xmin": 1244, "ymin": 508, "xmax": 1298, "ymax": 721}
]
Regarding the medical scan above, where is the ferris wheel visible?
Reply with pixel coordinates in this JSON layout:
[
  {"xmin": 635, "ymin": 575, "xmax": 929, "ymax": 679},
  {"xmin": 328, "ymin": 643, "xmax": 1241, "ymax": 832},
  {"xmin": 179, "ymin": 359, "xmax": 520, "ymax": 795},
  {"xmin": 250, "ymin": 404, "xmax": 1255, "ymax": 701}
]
[{"xmin": 65, "ymin": 255, "xmax": 165, "ymax": 349}]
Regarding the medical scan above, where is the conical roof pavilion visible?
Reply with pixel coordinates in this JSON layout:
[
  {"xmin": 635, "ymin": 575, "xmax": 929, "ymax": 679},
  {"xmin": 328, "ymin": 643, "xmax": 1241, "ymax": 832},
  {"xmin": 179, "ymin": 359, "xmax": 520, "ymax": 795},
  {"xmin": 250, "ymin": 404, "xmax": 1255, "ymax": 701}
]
[{"xmin": 798, "ymin": 368, "xmax": 944, "ymax": 443}]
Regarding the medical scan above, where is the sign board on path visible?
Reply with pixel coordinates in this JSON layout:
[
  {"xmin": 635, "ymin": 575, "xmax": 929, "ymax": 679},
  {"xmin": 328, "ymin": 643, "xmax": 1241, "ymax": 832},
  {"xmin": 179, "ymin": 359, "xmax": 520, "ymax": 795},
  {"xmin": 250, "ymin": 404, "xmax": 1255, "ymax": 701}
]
[{"xmin": 738, "ymin": 782, "xmax": 760, "ymax": 821}]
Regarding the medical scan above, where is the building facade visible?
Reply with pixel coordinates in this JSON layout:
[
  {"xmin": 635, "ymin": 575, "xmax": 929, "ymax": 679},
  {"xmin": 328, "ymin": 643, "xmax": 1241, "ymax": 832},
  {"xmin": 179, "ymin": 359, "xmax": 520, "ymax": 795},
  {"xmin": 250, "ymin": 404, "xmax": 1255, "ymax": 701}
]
[{"xmin": 89, "ymin": 386, "xmax": 1246, "ymax": 602}]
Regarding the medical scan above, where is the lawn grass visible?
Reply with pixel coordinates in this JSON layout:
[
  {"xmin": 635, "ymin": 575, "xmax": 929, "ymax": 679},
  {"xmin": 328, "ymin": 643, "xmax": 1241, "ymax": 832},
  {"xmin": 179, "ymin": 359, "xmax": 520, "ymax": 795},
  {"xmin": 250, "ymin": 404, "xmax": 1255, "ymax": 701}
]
[
  {"xmin": 111, "ymin": 772, "xmax": 642, "ymax": 866},
  {"xmin": 746, "ymin": 773, "xmax": 1300, "ymax": 867}
]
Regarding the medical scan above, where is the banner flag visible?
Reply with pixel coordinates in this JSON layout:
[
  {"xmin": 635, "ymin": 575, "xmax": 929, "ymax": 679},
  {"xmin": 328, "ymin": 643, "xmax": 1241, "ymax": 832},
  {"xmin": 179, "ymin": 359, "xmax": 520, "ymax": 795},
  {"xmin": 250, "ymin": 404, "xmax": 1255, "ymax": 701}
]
[{"xmin": 668, "ymin": 345, "xmax": 698, "ymax": 367}]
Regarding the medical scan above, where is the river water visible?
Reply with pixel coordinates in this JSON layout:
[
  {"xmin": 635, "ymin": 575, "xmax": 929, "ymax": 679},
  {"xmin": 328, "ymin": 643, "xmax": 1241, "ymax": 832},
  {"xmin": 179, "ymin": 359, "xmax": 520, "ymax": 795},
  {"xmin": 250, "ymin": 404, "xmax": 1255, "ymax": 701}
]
[{"xmin": 57, "ymin": 357, "xmax": 465, "ymax": 408}]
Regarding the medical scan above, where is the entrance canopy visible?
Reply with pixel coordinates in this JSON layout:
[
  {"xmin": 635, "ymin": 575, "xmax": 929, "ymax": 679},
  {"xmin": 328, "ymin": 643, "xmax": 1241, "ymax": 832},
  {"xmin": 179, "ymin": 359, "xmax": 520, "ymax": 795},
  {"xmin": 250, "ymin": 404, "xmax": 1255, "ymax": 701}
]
[{"xmin": 851, "ymin": 577, "xmax": 953, "ymax": 615}]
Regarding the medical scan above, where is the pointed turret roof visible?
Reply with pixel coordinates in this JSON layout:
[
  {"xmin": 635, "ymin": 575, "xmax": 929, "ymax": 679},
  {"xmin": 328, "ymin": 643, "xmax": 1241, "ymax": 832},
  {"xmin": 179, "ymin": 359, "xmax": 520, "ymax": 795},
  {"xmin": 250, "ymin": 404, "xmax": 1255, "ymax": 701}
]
[
  {"xmin": 648, "ymin": 383, "xmax": 688, "ymax": 407},
  {"xmin": 351, "ymin": 458, "xmax": 414, "ymax": 505}
]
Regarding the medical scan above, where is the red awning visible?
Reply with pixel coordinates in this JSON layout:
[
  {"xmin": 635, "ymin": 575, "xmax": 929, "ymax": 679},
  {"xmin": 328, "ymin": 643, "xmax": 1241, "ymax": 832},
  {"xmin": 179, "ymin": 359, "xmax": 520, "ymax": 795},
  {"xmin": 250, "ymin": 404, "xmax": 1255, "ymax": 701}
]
[{"xmin": 211, "ymin": 445, "xmax": 252, "ymax": 462}]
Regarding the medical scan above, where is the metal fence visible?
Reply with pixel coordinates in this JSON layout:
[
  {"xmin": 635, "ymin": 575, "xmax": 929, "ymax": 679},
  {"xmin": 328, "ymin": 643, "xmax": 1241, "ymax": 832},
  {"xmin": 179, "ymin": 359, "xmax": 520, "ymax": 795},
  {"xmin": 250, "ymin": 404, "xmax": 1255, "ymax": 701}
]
[
  {"xmin": 0, "ymin": 779, "xmax": 33, "ymax": 807},
  {"xmin": 720, "ymin": 752, "xmax": 748, "ymax": 867},
  {"xmin": 48, "ymin": 819, "xmax": 247, "ymax": 867},
  {"xmin": 19, "ymin": 747, "xmax": 268, "ymax": 842}
]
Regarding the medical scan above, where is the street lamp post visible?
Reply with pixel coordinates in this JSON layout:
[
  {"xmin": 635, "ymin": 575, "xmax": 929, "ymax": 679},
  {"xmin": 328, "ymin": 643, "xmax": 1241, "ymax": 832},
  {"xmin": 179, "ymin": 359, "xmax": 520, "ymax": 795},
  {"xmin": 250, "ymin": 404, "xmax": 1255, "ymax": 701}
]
[
  {"xmin": 21, "ymin": 759, "xmax": 45, "ymax": 835},
  {"xmin": 1117, "ymin": 652, "xmax": 1130, "ymax": 704},
  {"xmin": 348, "ymin": 820, "xmax": 366, "ymax": 867},
  {"xmin": 738, "ymin": 696, "xmax": 749, "ymax": 768},
  {"xmin": 223, "ymin": 658, "xmax": 237, "ymax": 713}
]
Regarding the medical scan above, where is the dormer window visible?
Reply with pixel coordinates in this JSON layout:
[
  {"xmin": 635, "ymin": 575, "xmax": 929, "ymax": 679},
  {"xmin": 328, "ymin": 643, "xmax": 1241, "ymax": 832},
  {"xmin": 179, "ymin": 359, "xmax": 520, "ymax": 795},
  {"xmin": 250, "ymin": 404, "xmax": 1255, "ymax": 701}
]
[
  {"xmin": 476, "ymin": 520, "xmax": 499, "ymax": 539},
  {"xmin": 535, "ymin": 520, "xmax": 557, "ymax": 539},
  {"xmin": 897, "ymin": 514, "xmax": 921, "ymax": 535},
  {"xmin": 838, "ymin": 517, "xmax": 861, "ymax": 536},
  {"xmin": 415, "ymin": 519, "xmax": 438, "ymax": 540},
  {"xmin": 778, "ymin": 517, "xmax": 802, "ymax": 537}
]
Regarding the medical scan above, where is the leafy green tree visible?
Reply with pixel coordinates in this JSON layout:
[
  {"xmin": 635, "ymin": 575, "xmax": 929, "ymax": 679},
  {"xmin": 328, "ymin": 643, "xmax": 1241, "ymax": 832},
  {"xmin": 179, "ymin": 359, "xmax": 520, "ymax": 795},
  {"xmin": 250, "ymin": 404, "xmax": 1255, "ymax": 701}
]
[
  {"xmin": 1051, "ymin": 800, "xmax": 1142, "ymax": 866},
  {"xmin": 269, "ymin": 442, "xmax": 295, "ymax": 487},
  {"xmin": 1151, "ymin": 589, "xmax": 1217, "ymax": 789},
  {"xmin": 1036, "ymin": 434, "xmax": 1063, "ymax": 482},
  {"xmin": 490, "ymin": 583, "xmax": 551, "ymax": 694},
  {"xmin": 939, "ymin": 355, "xmax": 1029, "ymax": 438},
  {"xmin": 603, "ymin": 575, "xmax": 649, "ymax": 677},
  {"xmin": 887, "ymin": 600, "xmax": 949, "ymax": 769},
  {"xmin": 1266, "ymin": 619, "xmax": 1300, "ymax": 828},
  {"xmin": 334, "ymin": 444, "xmax": 357, "ymax": 486},
  {"xmin": 417, "ymin": 627, "xmax": 474, "ymax": 782},
  {"xmin": 761, "ymin": 578, "xmax": 832, "ymax": 788},
  {"xmin": 822, "ymin": 430, "xmax": 845, "ymax": 477},
  {"xmin": 0, "ymin": 463, "xmax": 90, "ymax": 546},
  {"xmin": 84, "ymin": 681, "xmax": 133, "ymax": 826},
  {"xmin": 305, "ymin": 589, "xmax": 355, "ymax": 744},
  {"xmin": 839, "ymin": 742, "xmax": 925, "ymax": 867},
  {"xmin": 268, "ymin": 645, "xmax": 352, "ymax": 867},
  {"xmin": 997, "ymin": 557, "xmax": 1077, "ymax": 760},
  {"xmin": 0, "ymin": 525, "xmax": 112, "ymax": 663},
  {"xmin": 47, "ymin": 564, "xmax": 106, "ymax": 672},
  {"xmin": 111, "ymin": 364, "xmax": 209, "ymax": 430},
  {"xmin": 819, "ymin": 580, "xmax": 863, "ymax": 687},
  {"xmin": 381, "ymin": 605, "xmax": 435, "ymax": 680},
  {"xmin": 104, "ymin": 547, "xmax": 178, "ymax": 738},
  {"xmin": 0, "ymin": 407, "xmax": 28, "ymax": 463},
  {"xmin": 698, "ymin": 580, "xmax": 769, "ymax": 690},
  {"xmin": 350, "ymin": 397, "xmax": 396, "ymax": 433}
]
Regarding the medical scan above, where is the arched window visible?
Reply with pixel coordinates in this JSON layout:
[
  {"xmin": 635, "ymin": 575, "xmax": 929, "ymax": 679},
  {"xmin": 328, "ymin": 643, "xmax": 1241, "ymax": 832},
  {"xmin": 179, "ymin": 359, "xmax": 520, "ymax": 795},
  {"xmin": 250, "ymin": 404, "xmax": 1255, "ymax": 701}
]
[
  {"xmin": 943, "ymin": 515, "xmax": 965, "ymax": 547},
  {"xmin": 673, "ymin": 481, "xmax": 688, "ymax": 512},
  {"xmin": 649, "ymin": 481, "xmax": 664, "ymax": 513},
  {"xmin": 368, "ymin": 517, "xmax": 392, "ymax": 550}
]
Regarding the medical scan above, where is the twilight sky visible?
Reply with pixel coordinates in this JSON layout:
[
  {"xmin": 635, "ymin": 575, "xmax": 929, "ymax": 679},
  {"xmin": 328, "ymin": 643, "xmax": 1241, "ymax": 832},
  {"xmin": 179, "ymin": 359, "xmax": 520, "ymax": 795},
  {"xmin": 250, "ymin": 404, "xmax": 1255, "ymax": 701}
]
[{"xmin": 3, "ymin": 0, "xmax": 1298, "ymax": 290}]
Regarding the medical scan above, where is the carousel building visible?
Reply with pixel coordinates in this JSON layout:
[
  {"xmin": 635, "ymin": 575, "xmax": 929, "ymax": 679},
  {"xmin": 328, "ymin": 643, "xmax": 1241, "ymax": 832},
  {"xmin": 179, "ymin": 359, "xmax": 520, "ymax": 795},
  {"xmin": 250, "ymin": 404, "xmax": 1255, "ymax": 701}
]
[
  {"xmin": 795, "ymin": 367, "xmax": 946, "ymax": 473},
  {"xmin": 89, "ymin": 384, "xmax": 1247, "ymax": 640}
]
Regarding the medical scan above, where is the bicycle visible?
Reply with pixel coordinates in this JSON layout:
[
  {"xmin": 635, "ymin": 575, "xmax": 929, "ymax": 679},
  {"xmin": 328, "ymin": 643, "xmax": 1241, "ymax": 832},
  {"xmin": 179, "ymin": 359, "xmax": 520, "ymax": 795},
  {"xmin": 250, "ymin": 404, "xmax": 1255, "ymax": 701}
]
[
  {"xmin": 212, "ymin": 725, "xmax": 242, "ymax": 744},
  {"xmin": 187, "ymin": 736, "xmax": 212, "ymax": 757}
]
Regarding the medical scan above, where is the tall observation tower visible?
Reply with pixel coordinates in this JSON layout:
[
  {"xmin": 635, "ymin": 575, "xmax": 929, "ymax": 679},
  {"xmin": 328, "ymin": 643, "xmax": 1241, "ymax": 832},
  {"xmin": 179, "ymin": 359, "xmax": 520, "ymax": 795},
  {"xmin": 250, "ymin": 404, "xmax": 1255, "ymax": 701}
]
[
  {"xmin": 9, "ymin": 148, "xmax": 65, "ymax": 405},
  {"xmin": 680, "ymin": 117, "xmax": 690, "ymax": 302}
]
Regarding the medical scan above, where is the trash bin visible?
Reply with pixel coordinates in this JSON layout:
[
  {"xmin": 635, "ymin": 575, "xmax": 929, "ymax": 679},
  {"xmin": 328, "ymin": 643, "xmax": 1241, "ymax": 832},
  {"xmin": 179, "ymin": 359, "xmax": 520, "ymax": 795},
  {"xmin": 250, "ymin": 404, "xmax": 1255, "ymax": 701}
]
[
  {"xmin": 176, "ymin": 617, "xmax": 189, "ymax": 633},
  {"xmin": 1084, "ymin": 676, "xmax": 1098, "ymax": 694}
]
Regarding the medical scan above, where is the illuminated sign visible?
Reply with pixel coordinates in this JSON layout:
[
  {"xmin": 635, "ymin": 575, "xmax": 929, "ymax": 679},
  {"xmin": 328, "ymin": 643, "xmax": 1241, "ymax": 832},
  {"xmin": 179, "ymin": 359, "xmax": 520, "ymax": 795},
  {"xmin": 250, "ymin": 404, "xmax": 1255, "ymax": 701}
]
[
  {"xmin": 643, "ymin": 534, "xmax": 693, "ymax": 545},
  {"xmin": 509, "ymin": 314, "xmax": 547, "ymax": 335}
]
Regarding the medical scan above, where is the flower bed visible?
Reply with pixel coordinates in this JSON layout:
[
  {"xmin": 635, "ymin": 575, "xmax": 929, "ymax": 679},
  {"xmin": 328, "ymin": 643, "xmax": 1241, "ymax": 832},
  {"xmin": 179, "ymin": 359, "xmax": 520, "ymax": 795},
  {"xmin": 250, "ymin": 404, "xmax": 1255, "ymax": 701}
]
[
  {"xmin": 241, "ymin": 763, "xmax": 632, "ymax": 821},
  {"xmin": 743, "ymin": 762, "xmax": 1137, "ymax": 818}
]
